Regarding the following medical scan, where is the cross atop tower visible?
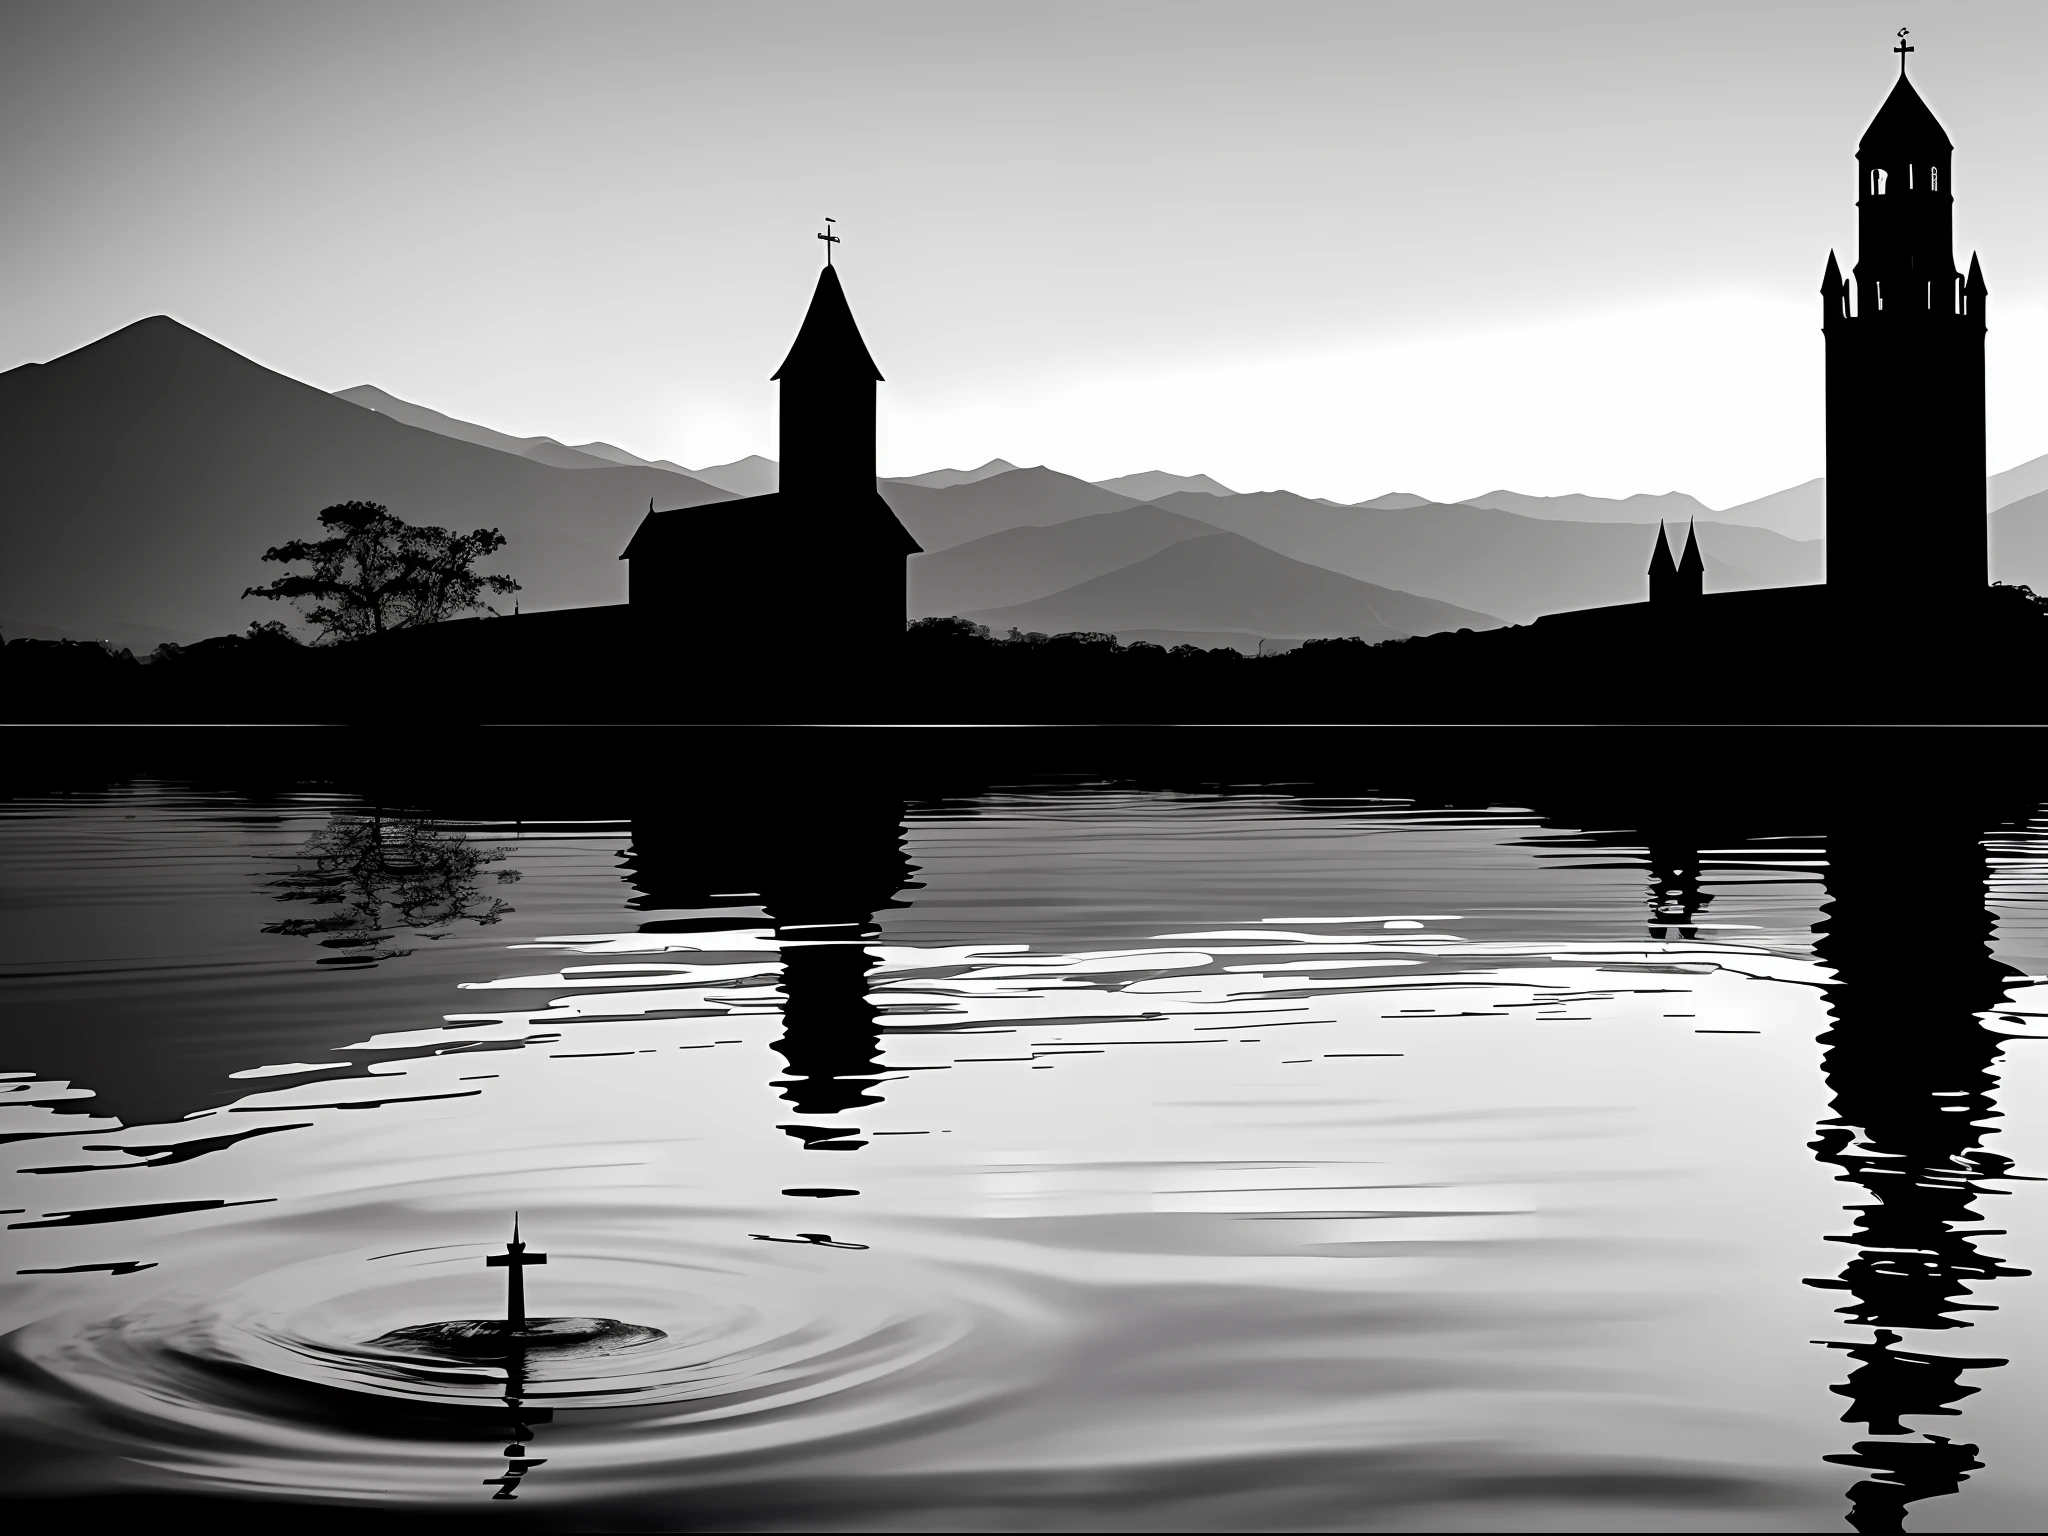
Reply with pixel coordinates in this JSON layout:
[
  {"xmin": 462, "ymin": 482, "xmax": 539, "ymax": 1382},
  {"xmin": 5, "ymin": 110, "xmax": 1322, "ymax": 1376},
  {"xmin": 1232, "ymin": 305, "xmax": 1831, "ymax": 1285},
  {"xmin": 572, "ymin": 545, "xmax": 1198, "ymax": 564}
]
[
  {"xmin": 484, "ymin": 1214, "xmax": 547, "ymax": 1334},
  {"xmin": 1894, "ymin": 27, "xmax": 1913, "ymax": 73},
  {"xmin": 817, "ymin": 217, "xmax": 840, "ymax": 266}
]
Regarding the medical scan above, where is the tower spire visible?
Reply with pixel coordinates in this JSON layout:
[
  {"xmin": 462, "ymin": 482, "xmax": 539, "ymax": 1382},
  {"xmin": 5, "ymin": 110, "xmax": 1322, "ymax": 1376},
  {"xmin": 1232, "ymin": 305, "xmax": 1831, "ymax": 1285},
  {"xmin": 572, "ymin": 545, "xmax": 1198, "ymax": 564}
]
[
  {"xmin": 1648, "ymin": 522, "xmax": 1678, "ymax": 604},
  {"xmin": 1678, "ymin": 519, "xmax": 1705, "ymax": 588}
]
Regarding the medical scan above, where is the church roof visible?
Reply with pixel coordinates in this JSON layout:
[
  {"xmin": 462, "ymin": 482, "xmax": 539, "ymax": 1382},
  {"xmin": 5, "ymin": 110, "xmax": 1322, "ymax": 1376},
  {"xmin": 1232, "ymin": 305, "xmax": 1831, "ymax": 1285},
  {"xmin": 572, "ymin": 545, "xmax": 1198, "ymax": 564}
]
[
  {"xmin": 621, "ymin": 490, "xmax": 920, "ymax": 561},
  {"xmin": 1859, "ymin": 71, "xmax": 1952, "ymax": 158},
  {"xmin": 772, "ymin": 266, "xmax": 884, "ymax": 382}
]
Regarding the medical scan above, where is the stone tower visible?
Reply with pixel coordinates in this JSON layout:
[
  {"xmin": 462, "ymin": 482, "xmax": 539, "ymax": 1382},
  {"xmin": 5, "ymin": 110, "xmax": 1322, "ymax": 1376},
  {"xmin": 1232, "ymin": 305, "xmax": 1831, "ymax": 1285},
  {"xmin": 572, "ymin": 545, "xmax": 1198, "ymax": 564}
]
[{"xmin": 1822, "ymin": 48, "xmax": 1987, "ymax": 607}]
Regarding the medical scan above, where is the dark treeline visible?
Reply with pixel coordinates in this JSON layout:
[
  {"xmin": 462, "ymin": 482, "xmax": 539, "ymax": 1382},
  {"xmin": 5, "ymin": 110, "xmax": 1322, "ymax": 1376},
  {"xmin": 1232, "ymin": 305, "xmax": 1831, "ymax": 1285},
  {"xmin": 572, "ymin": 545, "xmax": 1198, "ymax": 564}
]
[{"xmin": 8, "ymin": 588, "xmax": 2048, "ymax": 724}]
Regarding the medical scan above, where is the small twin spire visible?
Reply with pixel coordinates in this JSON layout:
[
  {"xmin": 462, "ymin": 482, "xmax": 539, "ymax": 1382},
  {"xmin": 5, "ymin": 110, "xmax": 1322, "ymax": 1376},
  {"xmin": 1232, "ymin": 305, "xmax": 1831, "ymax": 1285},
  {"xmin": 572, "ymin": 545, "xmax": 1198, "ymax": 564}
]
[{"xmin": 1648, "ymin": 521, "xmax": 1703, "ymax": 604}]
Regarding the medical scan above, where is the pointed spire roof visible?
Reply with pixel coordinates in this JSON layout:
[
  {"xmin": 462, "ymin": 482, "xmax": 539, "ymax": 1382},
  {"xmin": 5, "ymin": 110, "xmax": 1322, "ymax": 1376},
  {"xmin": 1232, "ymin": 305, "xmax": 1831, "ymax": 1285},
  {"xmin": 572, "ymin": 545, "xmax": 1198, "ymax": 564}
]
[
  {"xmin": 1678, "ymin": 520, "xmax": 1704, "ymax": 576},
  {"xmin": 1822, "ymin": 249, "xmax": 1845, "ymax": 293},
  {"xmin": 772, "ymin": 265, "xmax": 883, "ymax": 382},
  {"xmin": 1966, "ymin": 251, "xmax": 1987, "ymax": 294},
  {"xmin": 1860, "ymin": 71, "xmax": 1952, "ymax": 158},
  {"xmin": 1649, "ymin": 522, "xmax": 1677, "ymax": 578}
]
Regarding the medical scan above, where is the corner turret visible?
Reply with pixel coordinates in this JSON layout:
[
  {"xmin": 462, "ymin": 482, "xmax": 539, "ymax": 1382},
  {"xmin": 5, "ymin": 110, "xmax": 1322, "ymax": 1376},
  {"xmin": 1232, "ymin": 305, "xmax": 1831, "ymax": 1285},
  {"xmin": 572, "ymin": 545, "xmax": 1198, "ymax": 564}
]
[
  {"xmin": 1648, "ymin": 523, "xmax": 1678, "ymax": 602},
  {"xmin": 1677, "ymin": 521, "xmax": 1705, "ymax": 596}
]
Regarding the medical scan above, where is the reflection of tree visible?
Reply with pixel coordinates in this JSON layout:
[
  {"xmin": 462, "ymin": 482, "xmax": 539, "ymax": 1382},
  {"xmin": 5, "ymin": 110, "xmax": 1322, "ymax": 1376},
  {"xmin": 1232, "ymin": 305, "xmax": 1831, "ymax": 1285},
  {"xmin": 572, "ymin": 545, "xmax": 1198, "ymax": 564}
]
[{"xmin": 264, "ymin": 812, "xmax": 519, "ymax": 964}]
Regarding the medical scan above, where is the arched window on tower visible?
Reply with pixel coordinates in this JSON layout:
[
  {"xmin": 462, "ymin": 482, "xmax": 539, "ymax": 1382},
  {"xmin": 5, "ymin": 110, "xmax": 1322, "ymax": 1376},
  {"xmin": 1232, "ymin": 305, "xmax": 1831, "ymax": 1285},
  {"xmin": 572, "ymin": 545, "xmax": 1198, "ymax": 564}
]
[{"xmin": 1931, "ymin": 166, "xmax": 1940, "ymax": 191}]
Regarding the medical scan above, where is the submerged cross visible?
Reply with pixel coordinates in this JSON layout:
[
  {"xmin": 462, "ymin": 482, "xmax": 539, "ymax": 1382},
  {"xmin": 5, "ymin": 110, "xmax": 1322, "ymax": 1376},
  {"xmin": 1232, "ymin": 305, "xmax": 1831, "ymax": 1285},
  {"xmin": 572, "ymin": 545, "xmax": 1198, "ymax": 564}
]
[
  {"xmin": 817, "ymin": 217, "xmax": 840, "ymax": 265},
  {"xmin": 1895, "ymin": 28, "xmax": 1913, "ymax": 71},
  {"xmin": 484, "ymin": 1214, "xmax": 546, "ymax": 1333}
]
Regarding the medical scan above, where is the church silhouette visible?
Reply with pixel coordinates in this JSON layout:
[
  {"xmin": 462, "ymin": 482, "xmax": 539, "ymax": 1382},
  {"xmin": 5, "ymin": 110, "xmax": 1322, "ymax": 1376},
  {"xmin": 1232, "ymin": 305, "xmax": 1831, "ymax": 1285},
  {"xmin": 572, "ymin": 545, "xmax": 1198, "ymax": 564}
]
[{"xmin": 624, "ymin": 255, "xmax": 920, "ymax": 660}]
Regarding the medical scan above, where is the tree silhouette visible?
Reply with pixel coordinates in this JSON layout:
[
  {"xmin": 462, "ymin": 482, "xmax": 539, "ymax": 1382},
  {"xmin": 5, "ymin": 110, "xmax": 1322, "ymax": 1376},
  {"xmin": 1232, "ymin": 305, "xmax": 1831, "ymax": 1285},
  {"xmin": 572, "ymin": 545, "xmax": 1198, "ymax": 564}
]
[{"xmin": 243, "ymin": 500, "xmax": 519, "ymax": 642}]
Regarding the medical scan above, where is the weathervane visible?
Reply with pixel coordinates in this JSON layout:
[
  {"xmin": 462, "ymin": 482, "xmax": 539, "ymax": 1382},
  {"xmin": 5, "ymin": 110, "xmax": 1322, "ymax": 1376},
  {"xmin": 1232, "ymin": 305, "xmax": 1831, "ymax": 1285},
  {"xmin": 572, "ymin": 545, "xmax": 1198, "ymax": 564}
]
[
  {"xmin": 1895, "ymin": 27, "xmax": 1913, "ymax": 73},
  {"xmin": 817, "ymin": 216, "xmax": 840, "ymax": 266}
]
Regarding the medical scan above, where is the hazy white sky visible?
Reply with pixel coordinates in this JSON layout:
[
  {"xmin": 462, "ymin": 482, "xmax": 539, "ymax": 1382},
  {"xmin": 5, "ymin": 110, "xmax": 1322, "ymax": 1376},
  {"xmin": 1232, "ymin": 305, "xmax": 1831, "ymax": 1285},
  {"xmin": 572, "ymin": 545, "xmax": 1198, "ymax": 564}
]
[{"xmin": 6, "ymin": 0, "xmax": 2048, "ymax": 505}]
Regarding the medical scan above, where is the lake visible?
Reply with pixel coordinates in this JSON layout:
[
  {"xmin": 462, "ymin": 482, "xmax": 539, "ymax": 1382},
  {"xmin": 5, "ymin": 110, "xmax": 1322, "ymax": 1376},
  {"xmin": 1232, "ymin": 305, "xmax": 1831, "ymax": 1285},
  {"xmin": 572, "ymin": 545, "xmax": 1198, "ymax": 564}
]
[{"xmin": 2, "ymin": 729, "xmax": 2044, "ymax": 1532}]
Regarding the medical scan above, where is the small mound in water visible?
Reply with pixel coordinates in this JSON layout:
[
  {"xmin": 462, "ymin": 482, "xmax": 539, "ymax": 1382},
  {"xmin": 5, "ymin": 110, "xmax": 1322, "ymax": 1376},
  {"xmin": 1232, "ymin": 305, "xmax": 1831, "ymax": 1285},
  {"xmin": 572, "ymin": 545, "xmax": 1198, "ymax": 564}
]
[{"xmin": 371, "ymin": 1317, "xmax": 666, "ymax": 1360}]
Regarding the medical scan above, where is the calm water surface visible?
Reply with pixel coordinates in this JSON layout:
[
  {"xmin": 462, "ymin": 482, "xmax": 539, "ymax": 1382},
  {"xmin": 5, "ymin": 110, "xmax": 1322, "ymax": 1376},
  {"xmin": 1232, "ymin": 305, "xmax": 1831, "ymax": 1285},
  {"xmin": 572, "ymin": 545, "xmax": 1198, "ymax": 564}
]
[{"xmin": 3, "ymin": 750, "xmax": 2046, "ymax": 1531}]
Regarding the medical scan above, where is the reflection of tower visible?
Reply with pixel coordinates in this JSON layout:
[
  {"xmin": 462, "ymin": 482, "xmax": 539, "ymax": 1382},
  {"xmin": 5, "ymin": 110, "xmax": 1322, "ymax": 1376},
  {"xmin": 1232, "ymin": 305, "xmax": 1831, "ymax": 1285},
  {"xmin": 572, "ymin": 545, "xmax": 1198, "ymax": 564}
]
[
  {"xmin": 623, "ymin": 776, "xmax": 917, "ymax": 1145},
  {"xmin": 1810, "ymin": 810, "xmax": 2027, "ymax": 1533},
  {"xmin": 1822, "ymin": 39, "xmax": 1988, "ymax": 608}
]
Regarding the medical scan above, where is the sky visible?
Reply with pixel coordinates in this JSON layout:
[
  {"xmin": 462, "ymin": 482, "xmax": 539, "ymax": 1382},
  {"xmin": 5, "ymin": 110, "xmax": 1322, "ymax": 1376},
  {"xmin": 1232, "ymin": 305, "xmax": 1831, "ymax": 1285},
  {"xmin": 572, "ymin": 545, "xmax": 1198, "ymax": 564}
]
[{"xmin": 5, "ymin": 0, "xmax": 2048, "ymax": 506}]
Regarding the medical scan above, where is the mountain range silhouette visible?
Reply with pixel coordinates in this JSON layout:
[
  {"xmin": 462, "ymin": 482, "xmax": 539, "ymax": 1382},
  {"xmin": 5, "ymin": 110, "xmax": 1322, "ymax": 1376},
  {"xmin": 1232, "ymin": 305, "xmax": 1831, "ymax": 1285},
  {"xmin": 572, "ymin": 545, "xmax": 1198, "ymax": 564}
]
[
  {"xmin": 0, "ymin": 317, "xmax": 731, "ymax": 648},
  {"xmin": 9, "ymin": 315, "xmax": 2048, "ymax": 651}
]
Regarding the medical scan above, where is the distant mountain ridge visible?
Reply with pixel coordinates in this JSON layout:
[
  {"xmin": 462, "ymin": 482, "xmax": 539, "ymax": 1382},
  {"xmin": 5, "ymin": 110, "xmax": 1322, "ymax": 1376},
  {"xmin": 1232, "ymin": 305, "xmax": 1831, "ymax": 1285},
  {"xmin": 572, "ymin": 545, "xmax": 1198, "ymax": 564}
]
[
  {"xmin": 1461, "ymin": 488, "xmax": 1717, "ymax": 525},
  {"xmin": 686, "ymin": 455, "xmax": 778, "ymax": 497},
  {"xmin": 0, "ymin": 318, "xmax": 730, "ymax": 642},
  {"xmin": 323, "ymin": 392, "xmax": 2048, "ymax": 547},
  {"xmin": 911, "ymin": 504, "xmax": 1222, "ymax": 618},
  {"xmin": 1092, "ymin": 470, "xmax": 1236, "ymax": 499},
  {"xmin": 880, "ymin": 467, "xmax": 1143, "ymax": 552},
  {"xmin": 966, "ymin": 532, "xmax": 1500, "ymax": 643},
  {"xmin": 1137, "ymin": 490, "xmax": 1825, "ymax": 624},
  {"xmin": 18, "ymin": 314, "xmax": 2048, "ymax": 648},
  {"xmin": 889, "ymin": 458, "xmax": 1021, "ymax": 489},
  {"xmin": 337, "ymin": 385, "xmax": 701, "ymax": 477}
]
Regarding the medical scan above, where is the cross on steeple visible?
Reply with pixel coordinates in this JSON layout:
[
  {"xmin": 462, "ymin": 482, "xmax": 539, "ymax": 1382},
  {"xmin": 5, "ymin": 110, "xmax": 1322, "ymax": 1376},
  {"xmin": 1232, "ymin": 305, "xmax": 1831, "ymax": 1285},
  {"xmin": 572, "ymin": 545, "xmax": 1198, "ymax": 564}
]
[
  {"xmin": 1895, "ymin": 27, "xmax": 1913, "ymax": 73},
  {"xmin": 817, "ymin": 217, "xmax": 840, "ymax": 266},
  {"xmin": 484, "ymin": 1213, "xmax": 546, "ymax": 1334}
]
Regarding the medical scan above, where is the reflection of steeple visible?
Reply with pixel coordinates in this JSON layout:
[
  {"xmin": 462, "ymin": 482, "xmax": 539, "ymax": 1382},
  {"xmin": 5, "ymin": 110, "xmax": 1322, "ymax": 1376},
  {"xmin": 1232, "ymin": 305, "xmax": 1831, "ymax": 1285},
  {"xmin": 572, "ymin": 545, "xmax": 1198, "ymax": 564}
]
[
  {"xmin": 480, "ymin": 1348, "xmax": 551, "ymax": 1500},
  {"xmin": 624, "ymin": 776, "xmax": 917, "ymax": 1145},
  {"xmin": 1809, "ymin": 812, "xmax": 2028, "ymax": 1533},
  {"xmin": 772, "ymin": 932, "xmax": 887, "ymax": 1119}
]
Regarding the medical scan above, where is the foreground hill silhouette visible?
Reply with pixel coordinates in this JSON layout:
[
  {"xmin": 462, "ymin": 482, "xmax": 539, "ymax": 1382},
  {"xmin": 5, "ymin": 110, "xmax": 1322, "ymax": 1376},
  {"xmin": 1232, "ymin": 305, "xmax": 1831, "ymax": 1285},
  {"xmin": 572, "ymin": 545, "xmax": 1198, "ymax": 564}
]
[{"xmin": 0, "ymin": 318, "xmax": 729, "ymax": 644}]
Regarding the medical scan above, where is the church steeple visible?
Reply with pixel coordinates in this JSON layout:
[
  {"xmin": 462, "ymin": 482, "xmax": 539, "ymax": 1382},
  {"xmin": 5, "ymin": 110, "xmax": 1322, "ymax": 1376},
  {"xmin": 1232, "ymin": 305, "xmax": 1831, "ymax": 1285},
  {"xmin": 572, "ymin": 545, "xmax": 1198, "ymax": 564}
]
[
  {"xmin": 621, "ymin": 234, "xmax": 921, "ymax": 666},
  {"xmin": 772, "ymin": 265, "xmax": 884, "ymax": 384},
  {"xmin": 774, "ymin": 262, "xmax": 882, "ymax": 496}
]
